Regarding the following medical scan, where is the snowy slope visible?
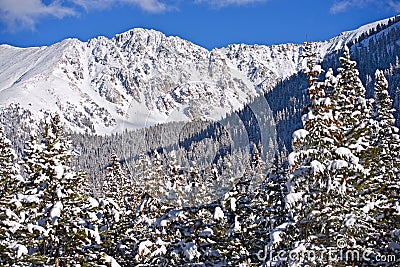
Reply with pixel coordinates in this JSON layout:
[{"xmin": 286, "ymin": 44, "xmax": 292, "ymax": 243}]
[{"xmin": 0, "ymin": 16, "xmax": 398, "ymax": 134}]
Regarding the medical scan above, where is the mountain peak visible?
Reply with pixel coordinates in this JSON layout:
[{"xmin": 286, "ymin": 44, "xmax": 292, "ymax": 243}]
[
  {"xmin": 1, "ymin": 16, "xmax": 398, "ymax": 134},
  {"xmin": 112, "ymin": 28, "xmax": 166, "ymax": 45}
]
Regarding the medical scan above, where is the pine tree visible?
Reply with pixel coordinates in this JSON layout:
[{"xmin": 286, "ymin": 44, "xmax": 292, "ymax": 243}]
[
  {"xmin": 289, "ymin": 42, "xmax": 338, "ymax": 191},
  {"xmin": 103, "ymin": 153, "xmax": 129, "ymax": 205},
  {"xmin": 0, "ymin": 127, "xmax": 21, "ymax": 199},
  {"xmin": 135, "ymin": 150, "xmax": 152, "ymax": 198},
  {"xmin": 333, "ymin": 46, "xmax": 374, "ymax": 168},
  {"xmin": 251, "ymin": 151, "xmax": 290, "ymax": 266},
  {"xmin": 207, "ymin": 147, "xmax": 269, "ymax": 266},
  {"xmin": 364, "ymin": 70, "xmax": 400, "ymax": 262},
  {"xmin": 100, "ymin": 152, "xmax": 133, "ymax": 264},
  {"xmin": 18, "ymin": 114, "xmax": 102, "ymax": 266},
  {"xmin": 285, "ymin": 45, "xmax": 377, "ymax": 266},
  {"xmin": 164, "ymin": 151, "xmax": 185, "ymax": 207},
  {"xmin": 286, "ymin": 42, "xmax": 341, "ymax": 255},
  {"xmin": 329, "ymin": 49, "xmax": 400, "ymax": 265},
  {"xmin": 0, "ymin": 126, "xmax": 25, "ymax": 265},
  {"xmin": 128, "ymin": 192, "xmax": 171, "ymax": 265},
  {"xmin": 373, "ymin": 69, "xmax": 400, "ymax": 180},
  {"xmin": 184, "ymin": 161, "xmax": 205, "ymax": 207},
  {"xmin": 123, "ymin": 150, "xmax": 171, "ymax": 265},
  {"xmin": 144, "ymin": 150, "xmax": 166, "ymax": 201}
]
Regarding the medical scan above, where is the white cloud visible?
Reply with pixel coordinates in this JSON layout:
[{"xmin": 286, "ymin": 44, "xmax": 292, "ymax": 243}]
[
  {"xmin": 71, "ymin": 0, "xmax": 169, "ymax": 13},
  {"xmin": 126, "ymin": 0, "xmax": 169, "ymax": 12},
  {"xmin": 330, "ymin": 1, "xmax": 352, "ymax": 13},
  {"xmin": 0, "ymin": 0, "xmax": 170, "ymax": 31},
  {"xmin": 195, "ymin": 0, "xmax": 267, "ymax": 8},
  {"xmin": 330, "ymin": 0, "xmax": 399, "ymax": 14},
  {"xmin": 388, "ymin": 0, "xmax": 400, "ymax": 11},
  {"xmin": 0, "ymin": 0, "xmax": 76, "ymax": 30}
]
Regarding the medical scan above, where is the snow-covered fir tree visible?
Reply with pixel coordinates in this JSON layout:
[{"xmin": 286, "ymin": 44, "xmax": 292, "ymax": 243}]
[
  {"xmin": 203, "ymin": 145, "xmax": 268, "ymax": 266},
  {"xmin": 0, "ymin": 126, "xmax": 22, "ymax": 198},
  {"xmin": 251, "ymin": 150, "xmax": 290, "ymax": 266},
  {"xmin": 0, "ymin": 126, "xmax": 25, "ymax": 265},
  {"xmin": 373, "ymin": 69, "xmax": 400, "ymax": 179},
  {"xmin": 99, "ymin": 152, "xmax": 134, "ymax": 264},
  {"xmin": 184, "ymin": 161, "xmax": 204, "ymax": 207},
  {"xmin": 16, "ymin": 114, "xmax": 103, "ymax": 266},
  {"xmin": 139, "ymin": 150, "xmax": 167, "ymax": 202},
  {"xmin": 365, "ymin": 69, "xmax": 400, "ymax": 261},
  {"xmin": 103, "ymin": 153, "xmax": 129, "ymax": 204},
  {"xmin": 332, "ymin": 46, "xmax": 374, "ymax": 168},
  {"xmin": 135, "ymin": 150, "xmax": 152, "ymax": 197},
  {"xmin": 284, "ymin": 45, "xmax": 393, "ymax": 266},
  {"xmin": 330, "ymin": 48, "xmax": 400, "ymax": 265},
  {"xmin": 164, "ymin": 151, "xmax": 185, "ymax": 207},
  {"xmin": 285, "ymin": 43, "xmax": 345, "ymax": 264}
]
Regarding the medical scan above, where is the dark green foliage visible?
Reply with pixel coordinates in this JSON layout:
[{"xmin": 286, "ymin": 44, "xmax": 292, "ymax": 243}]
[{"xmin": 12, "ymin": 114, "xmax": 103, "ymax": 266}]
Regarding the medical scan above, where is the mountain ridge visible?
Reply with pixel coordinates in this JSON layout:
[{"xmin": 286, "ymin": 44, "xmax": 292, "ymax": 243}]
[{"xmin": 0, "ymin": 15, "xmax": 399, "ymax": 134}]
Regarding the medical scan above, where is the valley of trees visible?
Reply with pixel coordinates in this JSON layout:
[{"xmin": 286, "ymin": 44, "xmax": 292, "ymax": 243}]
[{"xmin": 0, "ymin": 45, "xmax": 399, "ymax": 266}]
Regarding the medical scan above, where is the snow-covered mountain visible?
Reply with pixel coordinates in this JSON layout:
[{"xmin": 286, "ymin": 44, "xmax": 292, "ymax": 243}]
[{"xmin": 0, "ymin": 16, "xmax": 399, "ymax": 134}]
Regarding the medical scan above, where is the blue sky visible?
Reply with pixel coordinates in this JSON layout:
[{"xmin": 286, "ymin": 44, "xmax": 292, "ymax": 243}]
[{"xmin": 0, "ymin": 0, "xmax": 399, "ymax": 50}]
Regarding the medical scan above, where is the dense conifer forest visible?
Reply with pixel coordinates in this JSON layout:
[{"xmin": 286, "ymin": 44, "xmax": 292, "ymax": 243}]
[{"xmin": 0, "ymin": 43, "xmax": 399, "ymax": 266}]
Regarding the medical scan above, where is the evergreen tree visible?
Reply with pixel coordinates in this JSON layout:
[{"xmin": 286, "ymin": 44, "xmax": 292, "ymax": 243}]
[
  {"xmin": 365, "ymin": 70, "xmax": 400, "ymax": 262},
  {"xmin": 330, "ymin": 49, "xmax": 400, "ymax": 264},
  {"xmin": 208, "ymin": 147, "xmax": 268, "ymax": 266},
  {"xmin": 285, "ymin": 45, "xmax": 377, "ymax": 266},
  {"xmin": 286, "ymin": 43, "xmax": 341, "ymax": 255},
  {"xmin": 0, "ymin": 126, "xmax": 25, "ymax": 265},
  {"xmin": 135, "ymin": 150, "xmax": 152, "ymax": 198},
  {"xmin": 100, "ymin": 152, "xmax": 133, "ymax": 264},
  {"xmin": 184, "ymin": 161, "xmax": 205, "ymax": 207},
  {"xmin": 373, "ymin": 69, "xmax": 400, "ymax": 180},
  {"xmin": 18, "ymin": 114, "xmax": 102, "ymax": 266},
  {"xmin": 164, "ymin": 151, "xmax": 185, "ymax": 207},
  {"xmin": 103, "ymin": 153, "xmax": 129, "ymax": 205},
  {"xmin": 142, "ymin": 150, "xmax": 166, "ymax": 202},
  {"xmin": 252, "ymin": 151, "xmax": 290, "ymax": 266},
  {"xmin": 332, "ymin": 46, "xmax": 373, "ymax": 168},
  {"xmin": 0, "ymin": 127, "xmax": 21, "ymax": 199}
]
